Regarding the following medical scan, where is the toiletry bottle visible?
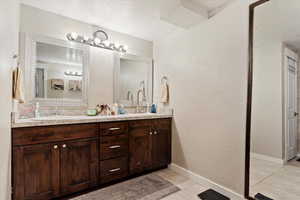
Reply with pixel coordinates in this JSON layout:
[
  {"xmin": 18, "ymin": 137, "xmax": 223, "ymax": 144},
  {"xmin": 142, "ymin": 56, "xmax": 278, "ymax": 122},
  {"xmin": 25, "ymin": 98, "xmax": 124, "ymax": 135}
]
[
  {"xmin": 150, "ymin": 104, "xmax": 157, "ymax": 113},
  {"xmin": 111, "ymin": 103, "xmax": 118, "ymax": 115}
]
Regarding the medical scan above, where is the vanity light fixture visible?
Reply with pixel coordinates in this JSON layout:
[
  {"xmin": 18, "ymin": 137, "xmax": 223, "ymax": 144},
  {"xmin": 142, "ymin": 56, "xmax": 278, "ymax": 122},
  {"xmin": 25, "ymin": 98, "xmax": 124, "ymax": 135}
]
[
  {"xmin": 64, "ymin": 71, "xmax": 83, "ymax": 77},
  {"xmin": 66, "ymin": 30, "xmax": 128, "ymax": 53}
]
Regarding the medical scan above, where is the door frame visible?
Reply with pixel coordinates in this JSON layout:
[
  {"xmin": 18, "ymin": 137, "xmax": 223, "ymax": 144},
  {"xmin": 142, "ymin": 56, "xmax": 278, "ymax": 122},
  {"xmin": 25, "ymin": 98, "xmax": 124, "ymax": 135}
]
[
  {"xmin": 244, "ymin": 0, "xmax": 270, "ymax": 199},
  {"xmin": 283, "ymin": 47, "xmax": 298, "ymax": 162}
]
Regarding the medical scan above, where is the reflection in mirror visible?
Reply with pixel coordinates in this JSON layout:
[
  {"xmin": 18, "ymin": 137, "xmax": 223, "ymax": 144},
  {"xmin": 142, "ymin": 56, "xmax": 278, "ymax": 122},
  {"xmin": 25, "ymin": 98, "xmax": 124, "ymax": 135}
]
[
  {"xmin": 22, "ymin": 34, "xmax": 89, "ymax": 106},
  {"xmin": 35, "ymin": 42, "xmax": 84, "ymax": 100},
  {"xmin": 249, "ymin": 0, "xmax": 300, "ymax": 199},
  {"xmin": 115, "ymin": 55, "xmax": 153, "ymax": 107}
]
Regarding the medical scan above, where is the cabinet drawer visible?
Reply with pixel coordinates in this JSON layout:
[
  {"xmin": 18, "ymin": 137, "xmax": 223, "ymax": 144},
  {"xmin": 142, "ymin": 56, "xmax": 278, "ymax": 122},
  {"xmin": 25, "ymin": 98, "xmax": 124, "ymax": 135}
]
[
  {"xmin": 129, "ymin": 120, "xmax": 152, "ymax": 128},
  {"xmin": 12, "ymin": 123, "xmax": 98, "ymax": 146},
  {"xmin": 153, "ymin": 118, "xmax": 172, "ymax": 130},
  {"xmin": 100, "ymin": 157, "xmax": 128, "ymax": 183},
  {"xmin": 100, "ymin": 135, "xmax": 128, "ymax": 160},
  {"xmin": 100, "ymin": 122, "xmax": 128, "ymax": 136}
]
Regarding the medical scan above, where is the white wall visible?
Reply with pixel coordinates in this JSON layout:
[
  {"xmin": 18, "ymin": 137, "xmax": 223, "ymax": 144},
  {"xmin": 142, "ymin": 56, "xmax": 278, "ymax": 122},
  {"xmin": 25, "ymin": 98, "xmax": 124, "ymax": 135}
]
[
  {"xmin": 20, "ymin": 4, "xmax": 153, "ymax": 108},
  {"xmin": 0, "ymin": 0, "xmax": 19, "ymax": 199},
  {"xmin": 153, "ymin": 0, "xmax": 249, "ymax": 195},
  {"xmin": 251, "ymin": 1, "xmax": 283, "ymax": 159}
]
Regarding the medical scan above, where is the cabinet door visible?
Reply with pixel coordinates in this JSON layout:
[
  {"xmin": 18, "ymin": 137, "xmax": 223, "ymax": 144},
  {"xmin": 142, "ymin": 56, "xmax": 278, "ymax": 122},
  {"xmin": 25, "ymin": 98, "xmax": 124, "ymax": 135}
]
[
  {"xmin": 129, "ymin": 120, "xmax": 152, "ymax": 174},
  {"xmin": 152, "ymin": 119, "xmax": 172, "ymax": 169},
  {"xmin": 60, "ymin": 139, "xmax": 99, "ymax": 195},
  {"xmin": 13, "ymin": 144, "xmax": 60, "ymax": 200}
]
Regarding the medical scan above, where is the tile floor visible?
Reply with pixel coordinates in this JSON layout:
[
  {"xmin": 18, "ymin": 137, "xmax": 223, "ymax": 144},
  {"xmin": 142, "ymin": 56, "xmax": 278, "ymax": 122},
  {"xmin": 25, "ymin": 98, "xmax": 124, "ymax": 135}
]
[
  {"xmin": 154, "ymin": 169, "xmax": 209, "ymax": 200},
  {"xmin": 250, "ymin": 157, "xmax": 300, "ymax": 199}
]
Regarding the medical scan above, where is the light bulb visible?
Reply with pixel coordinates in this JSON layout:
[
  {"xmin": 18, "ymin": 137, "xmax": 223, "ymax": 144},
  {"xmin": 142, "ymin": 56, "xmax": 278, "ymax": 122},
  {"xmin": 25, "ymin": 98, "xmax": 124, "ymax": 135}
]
[
  {"xmin": 83, "ymin": 36, "xmax": 89, "ymax": 42},
  {"xmin": 114, "ymin": 42, "xmax": 120, "ymax": 49},
  {"xmin": 103, "ymin": 40, "xmax": 110, "ymax": 47},
  {"xmin": 94, "ymin": 38, "xmax": 101, "ymax": 45},
  {"xmin": 70, "ymin": 32, "xmax": 78, "ymax": 40}
]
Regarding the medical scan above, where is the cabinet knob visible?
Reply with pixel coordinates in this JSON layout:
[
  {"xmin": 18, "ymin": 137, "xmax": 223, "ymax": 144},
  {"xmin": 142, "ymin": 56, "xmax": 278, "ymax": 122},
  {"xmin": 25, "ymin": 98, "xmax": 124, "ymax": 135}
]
[
  {"xmin": 149, "ymin": 132, "xmax": 153, "ymax": 135},
  {"xmin": 62, "ymin": 144, "xmax": 67, "ymax": 148},
  {"xmin": 154, "ymin": 131, "xmax": 158, "ymax": 135},
  {"xmin": 53, "ymin": 145, "xmax": 58, "ymax": 149}
]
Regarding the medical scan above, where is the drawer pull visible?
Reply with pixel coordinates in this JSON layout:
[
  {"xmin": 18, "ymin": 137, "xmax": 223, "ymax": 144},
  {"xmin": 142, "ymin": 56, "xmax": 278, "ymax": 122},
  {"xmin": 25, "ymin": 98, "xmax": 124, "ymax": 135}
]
[
  {"xmin": 109, "ymin": 145, "xmax": 121, "ymax": 149},
  {"xmin": 53, "ymin": 145, "xmax": 58, "ymax": 149},
  {"xmin": 109, "ymin": 168, "xmax": 121, "ymax": 172},
  {"xmin": 109, "ymin": 127, "xmax": 121, "ymax": 131}
]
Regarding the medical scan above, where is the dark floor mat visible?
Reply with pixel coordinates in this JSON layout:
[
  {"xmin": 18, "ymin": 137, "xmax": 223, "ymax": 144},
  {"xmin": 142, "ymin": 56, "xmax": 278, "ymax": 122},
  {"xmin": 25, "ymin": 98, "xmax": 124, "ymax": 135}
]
[
  {"xmin": 254, "ymin": 193, "xmax": 273, "ymax": 200},
  {"xmin": 198, "ymin": 189, "xmax": 230, "ymax": 200}
]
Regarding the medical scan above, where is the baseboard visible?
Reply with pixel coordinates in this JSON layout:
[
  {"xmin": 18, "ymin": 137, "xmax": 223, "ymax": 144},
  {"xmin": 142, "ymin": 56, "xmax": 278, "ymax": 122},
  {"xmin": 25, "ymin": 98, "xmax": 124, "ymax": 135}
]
[
  {"xmin": 169, "ymin": 163, "xmax": 245, "ymax": 200},
  {"xmin": 250, "ymin": 153, "xmax": 284, "ymax": 165}
]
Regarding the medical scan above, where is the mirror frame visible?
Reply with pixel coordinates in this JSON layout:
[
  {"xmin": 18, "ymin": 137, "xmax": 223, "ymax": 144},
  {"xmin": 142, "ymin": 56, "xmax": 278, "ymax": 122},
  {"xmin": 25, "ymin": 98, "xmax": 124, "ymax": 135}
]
[
  {"xmin": 20, "ymin": 33, "xmax": 89, "ymax": 106},
  {"xmin": 244, "ymin": 0, "xmax": 270, "ymax": 199},
  {"xmin": 113, "ymin": 53, "xmax": 154, "ymax": 107}
]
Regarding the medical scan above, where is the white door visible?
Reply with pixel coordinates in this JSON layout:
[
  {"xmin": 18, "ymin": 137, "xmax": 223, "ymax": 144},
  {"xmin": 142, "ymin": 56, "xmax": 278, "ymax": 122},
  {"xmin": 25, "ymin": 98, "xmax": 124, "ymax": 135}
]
[{"xmin": 287, "ymin": 56, "xmax": 298, "ymax": 160}]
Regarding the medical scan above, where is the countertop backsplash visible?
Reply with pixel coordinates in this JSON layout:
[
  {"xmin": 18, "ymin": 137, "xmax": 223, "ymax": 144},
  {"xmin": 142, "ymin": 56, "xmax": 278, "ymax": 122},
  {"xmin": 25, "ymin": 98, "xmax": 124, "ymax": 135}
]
[
  {"xmin": 17, "ymin": 103, "xmax": 87, "ymax": 119},
  {"xmin": 16, "ymin": 102, "xmax": 174, "ymax": 120}
]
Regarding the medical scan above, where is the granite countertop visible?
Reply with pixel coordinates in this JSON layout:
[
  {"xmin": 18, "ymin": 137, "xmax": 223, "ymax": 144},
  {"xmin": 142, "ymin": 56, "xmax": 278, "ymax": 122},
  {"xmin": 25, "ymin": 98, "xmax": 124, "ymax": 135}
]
[{"xmin": 12, "ymin": 113, "xmax": 173, "ymax": 128}]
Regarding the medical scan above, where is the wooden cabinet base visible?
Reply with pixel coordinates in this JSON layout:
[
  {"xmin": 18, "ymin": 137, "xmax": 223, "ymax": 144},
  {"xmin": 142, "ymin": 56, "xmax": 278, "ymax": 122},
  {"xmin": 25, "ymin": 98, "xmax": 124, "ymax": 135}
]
[{"xmin": 12, "ymin": 119, "xmax": 171, "ymax": 200}]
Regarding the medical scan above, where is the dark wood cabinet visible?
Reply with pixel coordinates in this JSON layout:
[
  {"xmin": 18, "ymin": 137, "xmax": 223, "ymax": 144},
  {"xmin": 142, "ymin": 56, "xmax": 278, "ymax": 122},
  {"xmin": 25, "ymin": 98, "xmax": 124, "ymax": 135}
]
[
  {"xmin": 129, "ymin": 120, "xmax": 152, "ymax": 174},
  {"xmin": 152, "ymin": 119, "xmax": 172, "ymax": 169},
  {"xmin": 13, "ymin": 144, "xmax": 60, "ymax": 200},
  {"xmin": 129, "ymin": 119, "xmax": 171, "ymax": 174},
  {"xmin": 12, "ymin": 118, "xmax": 171, "ymax": 200},
  {"xmin": 12, "ymin": 124, "xmax": 99, "ymax": 200},
  {"xmin": 60, "ymin": 139, "xmax": 99, "ymax": 195}
]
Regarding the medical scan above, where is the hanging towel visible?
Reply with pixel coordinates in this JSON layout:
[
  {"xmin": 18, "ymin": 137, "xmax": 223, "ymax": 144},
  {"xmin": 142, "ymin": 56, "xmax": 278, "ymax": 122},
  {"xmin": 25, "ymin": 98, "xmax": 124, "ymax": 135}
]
[
  {"xmin": 160, "ymin": 81, "xmax": 169, "ymax": 104},
  {"xmin": 12, "ymin": 67, "xmax": 25, "ymax": 103}
]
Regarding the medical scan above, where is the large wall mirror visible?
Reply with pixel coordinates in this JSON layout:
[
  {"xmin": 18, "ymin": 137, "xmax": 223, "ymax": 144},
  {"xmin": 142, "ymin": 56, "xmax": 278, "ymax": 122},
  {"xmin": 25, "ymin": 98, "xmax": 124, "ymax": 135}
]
[
  {"xmin": 21, "ymin": 34, "xmax": 89, "ymax": 106},
  {"xmin": 246, "ymin": 0, "xmax": 300, "ymax": 199},
  {"xmin": 114, "ymin": 54, "xmax": 153, "ymax": 107}
]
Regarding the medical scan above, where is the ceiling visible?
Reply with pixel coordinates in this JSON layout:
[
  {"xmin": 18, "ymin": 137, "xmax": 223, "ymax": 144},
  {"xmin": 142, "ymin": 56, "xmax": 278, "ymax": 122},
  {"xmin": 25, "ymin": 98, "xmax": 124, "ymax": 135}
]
[{"xmin": 21, "ymin": 0, "xmax": 234, "ymax": 41}]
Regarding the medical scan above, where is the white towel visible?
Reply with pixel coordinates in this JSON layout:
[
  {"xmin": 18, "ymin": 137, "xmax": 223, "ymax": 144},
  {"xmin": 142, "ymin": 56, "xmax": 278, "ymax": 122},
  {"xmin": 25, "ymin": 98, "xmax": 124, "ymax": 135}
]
[
  {"xmin": 12, "ymin": 67, "xmax": 25, "ymax": 103},
  {"xmin": 160, "ymin": 81, "xmax": 169, "ymax": 104}
]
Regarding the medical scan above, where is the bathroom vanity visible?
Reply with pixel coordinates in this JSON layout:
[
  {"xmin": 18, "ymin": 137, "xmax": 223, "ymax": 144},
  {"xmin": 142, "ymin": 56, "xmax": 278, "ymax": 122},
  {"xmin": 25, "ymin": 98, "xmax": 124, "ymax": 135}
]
[
  {"xmin": 11, "ymin": 115, "xmax": 172, "ymax": 200},
  {"xmin": 13, "ymin": 7, "xmax": 168, "ymax": 199}
]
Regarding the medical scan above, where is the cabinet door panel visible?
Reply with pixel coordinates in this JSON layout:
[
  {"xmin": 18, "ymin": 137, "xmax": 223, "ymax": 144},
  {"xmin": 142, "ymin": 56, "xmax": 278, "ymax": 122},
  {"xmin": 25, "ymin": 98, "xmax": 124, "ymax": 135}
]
[
  {"xmin": 152, "ymin": 119, "xmax": 172, "ymax": 169},
  {"xmin": 129, "ymin": 120, "xmax": 152, "ymax": 174},
  {"xmin": 60, "ymin": 139, "xmax": 99, "ymax": 195},
  {"xmin": 13, "ymin": 144, "xmax": 60, "ymax": 200}
]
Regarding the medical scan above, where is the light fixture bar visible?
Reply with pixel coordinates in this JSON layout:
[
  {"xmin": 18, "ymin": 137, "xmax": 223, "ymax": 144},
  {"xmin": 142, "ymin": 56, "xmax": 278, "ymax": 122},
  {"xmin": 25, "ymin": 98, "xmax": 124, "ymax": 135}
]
[
  {"xmin": 64, "ymin": 71, "xmax": 83, "ymax": 77},
  {"xmin": 66, "ymin": 31, "xmax": 128, "ymax": 53}
]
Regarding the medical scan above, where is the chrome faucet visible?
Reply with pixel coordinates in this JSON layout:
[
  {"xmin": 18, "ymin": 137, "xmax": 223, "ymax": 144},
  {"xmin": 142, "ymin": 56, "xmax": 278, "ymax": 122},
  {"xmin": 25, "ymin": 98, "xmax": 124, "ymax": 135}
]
[{"xmin": 136, "ymin": 89, "xmax": 145, "ymax": 113}]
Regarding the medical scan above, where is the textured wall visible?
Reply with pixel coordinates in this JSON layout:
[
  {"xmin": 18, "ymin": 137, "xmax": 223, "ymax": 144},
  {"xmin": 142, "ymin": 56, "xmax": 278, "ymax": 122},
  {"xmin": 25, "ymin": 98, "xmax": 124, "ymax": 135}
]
[
  {"xmin": 153, "ymin": 0, "xmax": 248, "ymax": 195},
  {"xmin": 0, "ymin": 0, "xmax": 19, "ymax": 199}
]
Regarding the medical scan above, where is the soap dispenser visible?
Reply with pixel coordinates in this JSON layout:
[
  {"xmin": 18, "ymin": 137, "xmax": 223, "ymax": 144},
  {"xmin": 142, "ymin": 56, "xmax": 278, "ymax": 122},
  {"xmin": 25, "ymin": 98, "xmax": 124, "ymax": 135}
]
[{"xmin": 35, "ymin": 102, "xmax": 40, "ymax": 118}]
